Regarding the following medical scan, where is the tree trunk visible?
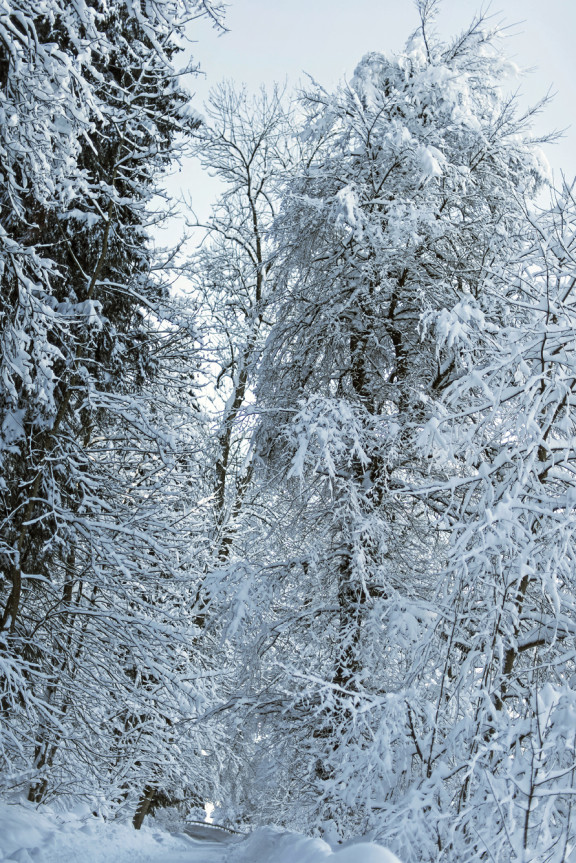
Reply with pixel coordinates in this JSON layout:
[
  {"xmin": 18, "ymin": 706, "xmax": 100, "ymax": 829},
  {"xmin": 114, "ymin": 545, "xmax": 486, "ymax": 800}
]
[{"xmin": 133, "ymin": 784, "xmax": 156, "ymax": 830}]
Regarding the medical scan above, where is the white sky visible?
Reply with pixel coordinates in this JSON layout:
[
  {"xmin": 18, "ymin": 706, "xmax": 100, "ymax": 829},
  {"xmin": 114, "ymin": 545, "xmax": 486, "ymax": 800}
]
[{"xmin": 169, "ymin": 0, "xmax": 576, "ymax": 222}]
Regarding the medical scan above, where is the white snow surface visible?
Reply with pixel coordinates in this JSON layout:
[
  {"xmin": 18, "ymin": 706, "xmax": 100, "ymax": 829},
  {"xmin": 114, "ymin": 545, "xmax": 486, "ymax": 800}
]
[
  {"xmin": 0, "ymin": 801, "xmax": 211, "ymax": 863},
  {"xmin": 0, "ymin": 802, "xmax": 403, "ymax": 863},
  {"xmin": 229, "ymin": 828, "xmax": 403, "ymax": 863}
]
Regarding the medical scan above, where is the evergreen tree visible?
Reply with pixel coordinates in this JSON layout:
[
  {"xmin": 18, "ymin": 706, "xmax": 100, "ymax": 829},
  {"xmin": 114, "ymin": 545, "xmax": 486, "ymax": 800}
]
[{"xmin": 0, "ymin": 0, "xmax": 225, "ymax": 813}]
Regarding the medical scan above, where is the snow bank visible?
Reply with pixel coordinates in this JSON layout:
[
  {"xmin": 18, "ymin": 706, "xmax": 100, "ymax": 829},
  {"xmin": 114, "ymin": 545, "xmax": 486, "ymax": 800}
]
[
  {"xmin": 0, "ymin": 803, "xmax": 403, "ymax": 863},
  {"xmin": 230, "ymin": 827, "xmax": 403, "ymax": 863},
  {"xmin": 0, "ymin": 802, "xmax": 57, "ymax": 859},
  {"xmin": 0, "ymin": 801, "xmax": 202, "ymax": 863}
]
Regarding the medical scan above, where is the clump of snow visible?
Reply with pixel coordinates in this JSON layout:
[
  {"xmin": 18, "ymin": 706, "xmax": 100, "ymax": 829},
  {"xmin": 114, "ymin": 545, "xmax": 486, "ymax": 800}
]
[
  {"xmin": 334, "ymin": 185, "xmax": 363, "ymax": 238},
  {"xmin": 62, "ymin": 208, "xmax": 101, "ymax": 227},
  {"xmin": 417, "ymin": 145, "xmax": 445, "ymax": 178}
]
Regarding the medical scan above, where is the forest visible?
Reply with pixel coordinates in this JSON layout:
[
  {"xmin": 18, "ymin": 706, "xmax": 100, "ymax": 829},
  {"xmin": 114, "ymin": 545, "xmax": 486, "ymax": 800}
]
[{"xmin": 1, "ymin": 0, "xmax": 576, "ymax": 861}]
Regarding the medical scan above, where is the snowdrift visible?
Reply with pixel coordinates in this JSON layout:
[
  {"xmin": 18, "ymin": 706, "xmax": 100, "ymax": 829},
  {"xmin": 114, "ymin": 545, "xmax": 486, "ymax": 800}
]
[
  {"xmin": 230, "ymin": 826, "xmax": 402, "ymax": 863},
  {"xmin": 0, "ymin": 802, "xmax": 403, "ymax": 863},
  {"xmin": 0, "ymin": 801, "xmax": 197, "ymax": 863}
]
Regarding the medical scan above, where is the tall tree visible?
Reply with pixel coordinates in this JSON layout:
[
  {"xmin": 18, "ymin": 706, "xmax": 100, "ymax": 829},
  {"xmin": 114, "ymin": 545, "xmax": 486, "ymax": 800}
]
[
  {"xmin": 0, "ymin": 0, "xmax": 225, "ymax": 812},
  {"xmin": 245, "ymin": 2, "xmax": 553, "ymax": 853},
  {"xmin": 182, "ymin": 84, "xmax": 304, "ymax": 823}
]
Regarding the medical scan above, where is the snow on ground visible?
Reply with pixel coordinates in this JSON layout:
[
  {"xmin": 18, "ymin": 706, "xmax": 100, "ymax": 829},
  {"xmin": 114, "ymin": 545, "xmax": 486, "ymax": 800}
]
[
  {"xmin": 0, "ymin": 802, "xmax": 222, "ymax": 863},
  {"xmin": 0, "ymin": 801, "xmax": 403, "ymax": 863},
  {"xmin": 229, "ymin": 827, "xmax": 403, "ymax": 863}
]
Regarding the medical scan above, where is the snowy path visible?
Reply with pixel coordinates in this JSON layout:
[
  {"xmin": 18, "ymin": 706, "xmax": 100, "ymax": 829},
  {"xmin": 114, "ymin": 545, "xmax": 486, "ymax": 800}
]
[
  {"xmin": 120, "ymin": 834, "xmax": 232, "ymax": 863},
  {"xmin": 181, "ymin": 822, "xmax": 245, "ymax": 843}
]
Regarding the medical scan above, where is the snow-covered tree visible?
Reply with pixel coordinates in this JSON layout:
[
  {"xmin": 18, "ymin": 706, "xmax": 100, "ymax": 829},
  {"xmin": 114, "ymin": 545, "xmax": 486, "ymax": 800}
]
[
  {"xmin": 244, "ymin": 3, "xmax": 554, "ymax": 854},
  {"xmin": 0, "ymin": 0, "xmax": 225, "ymax": 813},
  {"xmin": 186, "ymin": 82, "xmax": 295, "ymax": 572},
  {"xmin": 5, "ymin": 1, "xmax": 576, "ymax": 856},
  {"xmin": 408, "ymin": 181, "xmax": 576, "ymax": 862},
  {"xmin": 180, "ymin": 84, "xmax": 307, "ymax": 822}
]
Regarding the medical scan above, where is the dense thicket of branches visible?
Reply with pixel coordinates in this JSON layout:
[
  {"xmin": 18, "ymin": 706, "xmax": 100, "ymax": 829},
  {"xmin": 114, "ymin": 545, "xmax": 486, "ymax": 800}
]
[{"xmin": 2, "ymin": 1, "xmax": 576, "ymax": 860}]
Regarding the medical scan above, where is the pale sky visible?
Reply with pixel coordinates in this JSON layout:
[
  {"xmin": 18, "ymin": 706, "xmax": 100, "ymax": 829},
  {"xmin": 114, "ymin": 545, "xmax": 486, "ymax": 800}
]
[{"xmin": 170, "ymin": 0, "xmax": 576, "ymax": 221}]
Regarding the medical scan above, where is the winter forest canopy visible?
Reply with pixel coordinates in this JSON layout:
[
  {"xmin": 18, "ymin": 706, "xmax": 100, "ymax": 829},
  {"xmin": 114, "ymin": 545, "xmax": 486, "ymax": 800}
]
[{"xmin": 1, "ymin": 0, "xmax": 576, "ymax": 860}]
